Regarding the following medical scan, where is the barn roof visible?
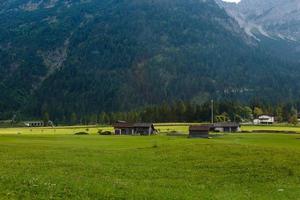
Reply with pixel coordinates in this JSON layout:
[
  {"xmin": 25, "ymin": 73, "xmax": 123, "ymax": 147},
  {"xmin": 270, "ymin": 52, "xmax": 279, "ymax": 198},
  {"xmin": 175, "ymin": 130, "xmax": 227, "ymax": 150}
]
[
  {"xmin": 133, "ymin": 123, "xmax": 154, "ymax": 128},
  {"xmin": 113, "ymin": 122, "xmax": 134, "ymax": 128},
  {"xmin": 113, "ymin": 122, "xmax": 154, "ymax": 129},
  {"xmin": 213, "ymin": 122, "xmax": 240, "ymax": 128},
  {"xmin": 23, "ymin": 121, "xmax": 44, "ymax": 123}
]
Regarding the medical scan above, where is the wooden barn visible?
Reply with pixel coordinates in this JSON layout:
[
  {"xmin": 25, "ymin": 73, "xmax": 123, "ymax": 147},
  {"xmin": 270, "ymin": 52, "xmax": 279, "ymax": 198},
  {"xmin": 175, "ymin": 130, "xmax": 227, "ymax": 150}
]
[
  {"xmin": 189, "ymin": 125, "xmax": 211, "ymax": 138},
  {"xmin": 134, "ymin": 123, "xmax": 156, "ymax": 135},
  {"xmin": 113, "ymin": 121, "xmax": 155, "ymax": 136},
  {"xmin": 212, "ymin": 122, "xmax": 240, "ymax": 132},
  {"xmin": 113, "ymin": 122, "xmax": 135, "ymax": 135}
]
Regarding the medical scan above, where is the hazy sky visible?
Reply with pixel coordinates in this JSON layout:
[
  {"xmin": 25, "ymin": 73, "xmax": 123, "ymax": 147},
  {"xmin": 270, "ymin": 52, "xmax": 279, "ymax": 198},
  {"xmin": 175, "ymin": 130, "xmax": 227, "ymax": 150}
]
[{"xmin": 222, "ymin": 0, "xmax": 241, "ymax": 3}]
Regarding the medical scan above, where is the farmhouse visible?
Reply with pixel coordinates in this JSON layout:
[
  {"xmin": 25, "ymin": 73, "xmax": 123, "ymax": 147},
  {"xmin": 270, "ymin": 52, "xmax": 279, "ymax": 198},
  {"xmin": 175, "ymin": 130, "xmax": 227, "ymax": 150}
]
[
  {"xmin": 23, "ymin": 121, "xmax": 44, "ymax": 127},
  {"xmin": 113, "ymin": 121, "xmax": 155, "ymax": 135},
  {"xmin": 212, "ymin": 122, "xmax": 240, "ymax": 132},
  {"xmin": 189, "ymin": 125, "xmax": 211, "ymax": 138},
  {"xmin": 253, "ymin": 115, "xmax": 274, "ymax": 125}
]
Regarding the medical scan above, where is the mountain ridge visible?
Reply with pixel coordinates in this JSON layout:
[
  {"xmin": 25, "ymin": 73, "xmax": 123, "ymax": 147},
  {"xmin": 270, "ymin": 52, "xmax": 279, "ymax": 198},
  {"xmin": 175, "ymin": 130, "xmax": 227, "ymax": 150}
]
[
  {"xmin": 217, "ymin": 0, "xmax": 300, "ymax": 41},
  {"xmin": 217, "ymin": 0, "xmax": 300, "ymax": 62}
]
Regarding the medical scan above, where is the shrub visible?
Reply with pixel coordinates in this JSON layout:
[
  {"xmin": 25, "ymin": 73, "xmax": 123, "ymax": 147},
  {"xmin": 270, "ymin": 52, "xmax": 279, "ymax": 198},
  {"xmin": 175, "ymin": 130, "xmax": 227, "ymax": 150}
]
[
  {"xmin": 255, "ymin": 130, "xmax": 297, "ymax": 134},
  {"xmin": 74, "ymin": 132, "xmax": 89, "ymax": 135},
  {"xmin": 240, "ymin": 131, "xmax": 252, "ymax": 133},
  {"xmin": 166, "ymin": 131, "xmax": 186, "ymax": 136},
  {"xmin": 99, "ymin": 131, "xmax": 113, "ymax": 135}
]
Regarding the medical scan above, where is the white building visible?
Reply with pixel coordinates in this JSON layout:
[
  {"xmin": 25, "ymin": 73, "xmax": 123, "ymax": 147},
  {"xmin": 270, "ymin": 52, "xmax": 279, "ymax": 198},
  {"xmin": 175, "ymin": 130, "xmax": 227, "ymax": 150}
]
[
  {"xmin": 23, "ymin": 121, "xmax": 44, "ymax": 127},
  {"xmin": 253, "ymin": 115, "xmax": 274, "ymax": 125}
]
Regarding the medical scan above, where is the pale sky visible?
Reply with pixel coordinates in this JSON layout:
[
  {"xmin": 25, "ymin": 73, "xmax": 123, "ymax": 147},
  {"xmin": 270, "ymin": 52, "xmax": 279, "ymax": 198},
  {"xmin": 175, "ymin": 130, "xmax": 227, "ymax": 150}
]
[{"xmin": 222, "ymin": 0, "xmax": 241, "ymax": 3}]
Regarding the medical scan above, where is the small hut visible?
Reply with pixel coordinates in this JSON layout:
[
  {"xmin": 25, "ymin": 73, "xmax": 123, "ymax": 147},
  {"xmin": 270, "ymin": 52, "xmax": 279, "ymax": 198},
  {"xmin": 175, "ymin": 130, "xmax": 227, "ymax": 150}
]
[
  {"xmin": 212, "ymin": 122, "xmax": 240, "ymax": 132},
  {"xmin": 113, "ymin": 121, "xmax": 155, "ymax": 135},
  {"xmin": 134, "ymin": 123, "xmax": 155, "ymax": 135},
  {"xmin": 189, "ymin": 125, "xmax": 211, "ymax": 138},
  {"xmin": 113, "ymin": 122, "xmax": 135, "ymax": 135}
]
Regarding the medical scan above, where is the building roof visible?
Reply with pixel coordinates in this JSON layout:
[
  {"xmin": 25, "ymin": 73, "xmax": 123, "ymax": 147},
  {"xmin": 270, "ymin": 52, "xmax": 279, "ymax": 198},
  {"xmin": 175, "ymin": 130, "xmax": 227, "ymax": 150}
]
[
  {"xmin": 258, "ymin": 115, "xmax": 273, "ymax": 118},
  {"xmin": 113, "ymin": 122, "xmax": 154, "ymax": 129},
  {"xmin": 113, "ymin": 122, "xmax": 134, "ymax": 128},
  {"xmin": 23, "ymin": 121, "xmax": 44, "ymax": 123},
  {"xmin": 189, "ymin": 125, "xmax": 211, "ymax": 131},
  {"xmin": 213, "ymin": 122, "xmax": 240, "ymax": 128},
  {"xmin": 133, "ymin": 123, "xmax": 154, "ymax": 128},
  {"xmin": 0, "ymin": 120, "xmax": 12, "ymax": 123}
]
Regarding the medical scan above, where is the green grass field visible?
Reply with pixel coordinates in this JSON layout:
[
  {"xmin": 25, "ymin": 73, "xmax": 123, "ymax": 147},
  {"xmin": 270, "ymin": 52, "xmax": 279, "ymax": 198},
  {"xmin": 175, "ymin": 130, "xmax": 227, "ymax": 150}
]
[
  {"xmin": 0, "ymin": 125, "xmax": 300, "ymax": 199},
  {"xmin": 2, "ymin": 124, "xmax": 300, "ymax": 136},
  {"xmin": 242, "ymin": 124, "xmax": 300, "ymax": 133}
]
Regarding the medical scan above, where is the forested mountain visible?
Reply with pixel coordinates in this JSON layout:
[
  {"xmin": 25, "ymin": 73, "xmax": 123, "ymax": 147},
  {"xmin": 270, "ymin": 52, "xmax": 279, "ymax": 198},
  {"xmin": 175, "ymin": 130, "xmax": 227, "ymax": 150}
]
[{"xmin": 0, "ymin": 0, "xmax": 300, "ymax": 121}]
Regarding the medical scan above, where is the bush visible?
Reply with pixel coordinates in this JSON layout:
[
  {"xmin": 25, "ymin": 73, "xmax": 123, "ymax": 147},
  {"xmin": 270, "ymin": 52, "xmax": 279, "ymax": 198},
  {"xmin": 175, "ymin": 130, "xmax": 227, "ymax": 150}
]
[
  {"xmin": 99, "ymin": 131, "xmax": 113, "ymax": 135},
  {"xmin": 152, "ymin": 142, "xmax": 158, "ymax": 148},
  {"xmin": 240, "ymin": 131, "xmax": 252, "ymax": 133},
  {"xmin": 74, "ymin": 132, "xmax": 89, "ymax": 135},
  {"xmin": 255, "ymin": 130, "xmax": 297, "ymax": 134}
]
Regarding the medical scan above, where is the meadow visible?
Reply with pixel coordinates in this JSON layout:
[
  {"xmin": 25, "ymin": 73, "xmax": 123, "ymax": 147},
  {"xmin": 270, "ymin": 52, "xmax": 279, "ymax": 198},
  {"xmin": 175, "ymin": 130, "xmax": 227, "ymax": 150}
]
[{"xmin": 0, "ymin": 124, "xmax": 300, "ymax": 199}]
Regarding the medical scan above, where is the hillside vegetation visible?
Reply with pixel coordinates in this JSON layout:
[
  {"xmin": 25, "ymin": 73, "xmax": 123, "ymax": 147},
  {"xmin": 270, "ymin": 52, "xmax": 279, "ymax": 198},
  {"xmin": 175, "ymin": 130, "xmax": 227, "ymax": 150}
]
[{"xmin": 1, "ymin": 0, "xmax": 300, "ymax": 120}]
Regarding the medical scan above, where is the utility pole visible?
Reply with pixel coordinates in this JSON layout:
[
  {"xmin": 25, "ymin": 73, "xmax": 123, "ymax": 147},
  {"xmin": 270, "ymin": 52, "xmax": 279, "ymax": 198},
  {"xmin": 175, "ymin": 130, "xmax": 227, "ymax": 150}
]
[{"xmin": 211, "ymin": 99, "xmax": 214, "ymax": 124}]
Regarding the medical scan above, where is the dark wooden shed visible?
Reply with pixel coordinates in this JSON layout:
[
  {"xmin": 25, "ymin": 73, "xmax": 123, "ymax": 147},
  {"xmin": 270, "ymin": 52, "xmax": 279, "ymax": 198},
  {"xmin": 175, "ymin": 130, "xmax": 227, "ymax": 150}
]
[
  {"xmin": 113, "ymin": 122, "xmax": 135, "ymax": 135},
  {"xmin": 113, "ymin": 121, "xmax": 155, "ymax": 135},
  {"xmin": 189, "ymin": 125, "xmax": 211, "ymax": 138},
  {"xmin": 213, "ymin": 122, "xmax": 240, "ymax": 132},
  {"xmin": 134, "ymin": 123, "xmax": 155, "ymax": 135}
]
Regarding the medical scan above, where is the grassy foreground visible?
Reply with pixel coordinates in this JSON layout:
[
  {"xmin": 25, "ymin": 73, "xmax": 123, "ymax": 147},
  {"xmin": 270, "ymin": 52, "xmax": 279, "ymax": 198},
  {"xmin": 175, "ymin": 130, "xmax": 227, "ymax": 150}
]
[{"xmin": 0, "ymin": 131, "xmax": 300, "ymax": 199}]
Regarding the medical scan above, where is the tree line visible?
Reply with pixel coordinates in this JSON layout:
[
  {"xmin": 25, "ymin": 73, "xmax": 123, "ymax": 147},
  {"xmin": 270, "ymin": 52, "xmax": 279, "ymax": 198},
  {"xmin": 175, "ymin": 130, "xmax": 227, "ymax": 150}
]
[{"xmin": 35, "ymin": 100, "xmax": 300, "ymax": 126}]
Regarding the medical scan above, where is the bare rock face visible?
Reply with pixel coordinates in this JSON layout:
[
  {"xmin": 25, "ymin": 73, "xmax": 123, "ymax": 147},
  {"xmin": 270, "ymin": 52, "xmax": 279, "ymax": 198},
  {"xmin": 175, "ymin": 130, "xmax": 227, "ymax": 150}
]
[{"xmin": 218, "ymin": 0, "xmax": 300, "ymax": 41}]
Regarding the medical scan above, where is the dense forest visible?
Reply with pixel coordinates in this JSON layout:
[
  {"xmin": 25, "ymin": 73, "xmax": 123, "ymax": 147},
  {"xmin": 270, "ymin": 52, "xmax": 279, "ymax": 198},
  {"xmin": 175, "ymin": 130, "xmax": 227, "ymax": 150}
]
[
  {"xmin": 3, "ymin": 100, "xmax": 297, "ymax": 126},
  {"xmin": 0, "ymin": 0, "xmax": 300, "ymax": 121}
]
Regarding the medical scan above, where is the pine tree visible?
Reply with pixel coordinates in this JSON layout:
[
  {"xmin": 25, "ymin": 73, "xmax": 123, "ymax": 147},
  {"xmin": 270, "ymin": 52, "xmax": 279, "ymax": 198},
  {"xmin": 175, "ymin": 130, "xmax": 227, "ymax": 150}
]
[{"xmin": 70, "ymin": 112, "xmax": 77, "ymax": 125}]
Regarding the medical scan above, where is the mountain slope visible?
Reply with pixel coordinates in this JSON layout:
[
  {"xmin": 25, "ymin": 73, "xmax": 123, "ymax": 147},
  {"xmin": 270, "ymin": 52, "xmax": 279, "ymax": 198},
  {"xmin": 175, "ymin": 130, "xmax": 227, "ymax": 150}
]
[
  {"xmin": 218, "ymin": 0, "xmax": 300, "ymax": 40},
  {"xmin": 218, "ymin": 0, "xmax": 300, "ymax": 61},
  {"xmin": 0, "ymin": 0, "xmax": 299, "ymax": 120}
]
